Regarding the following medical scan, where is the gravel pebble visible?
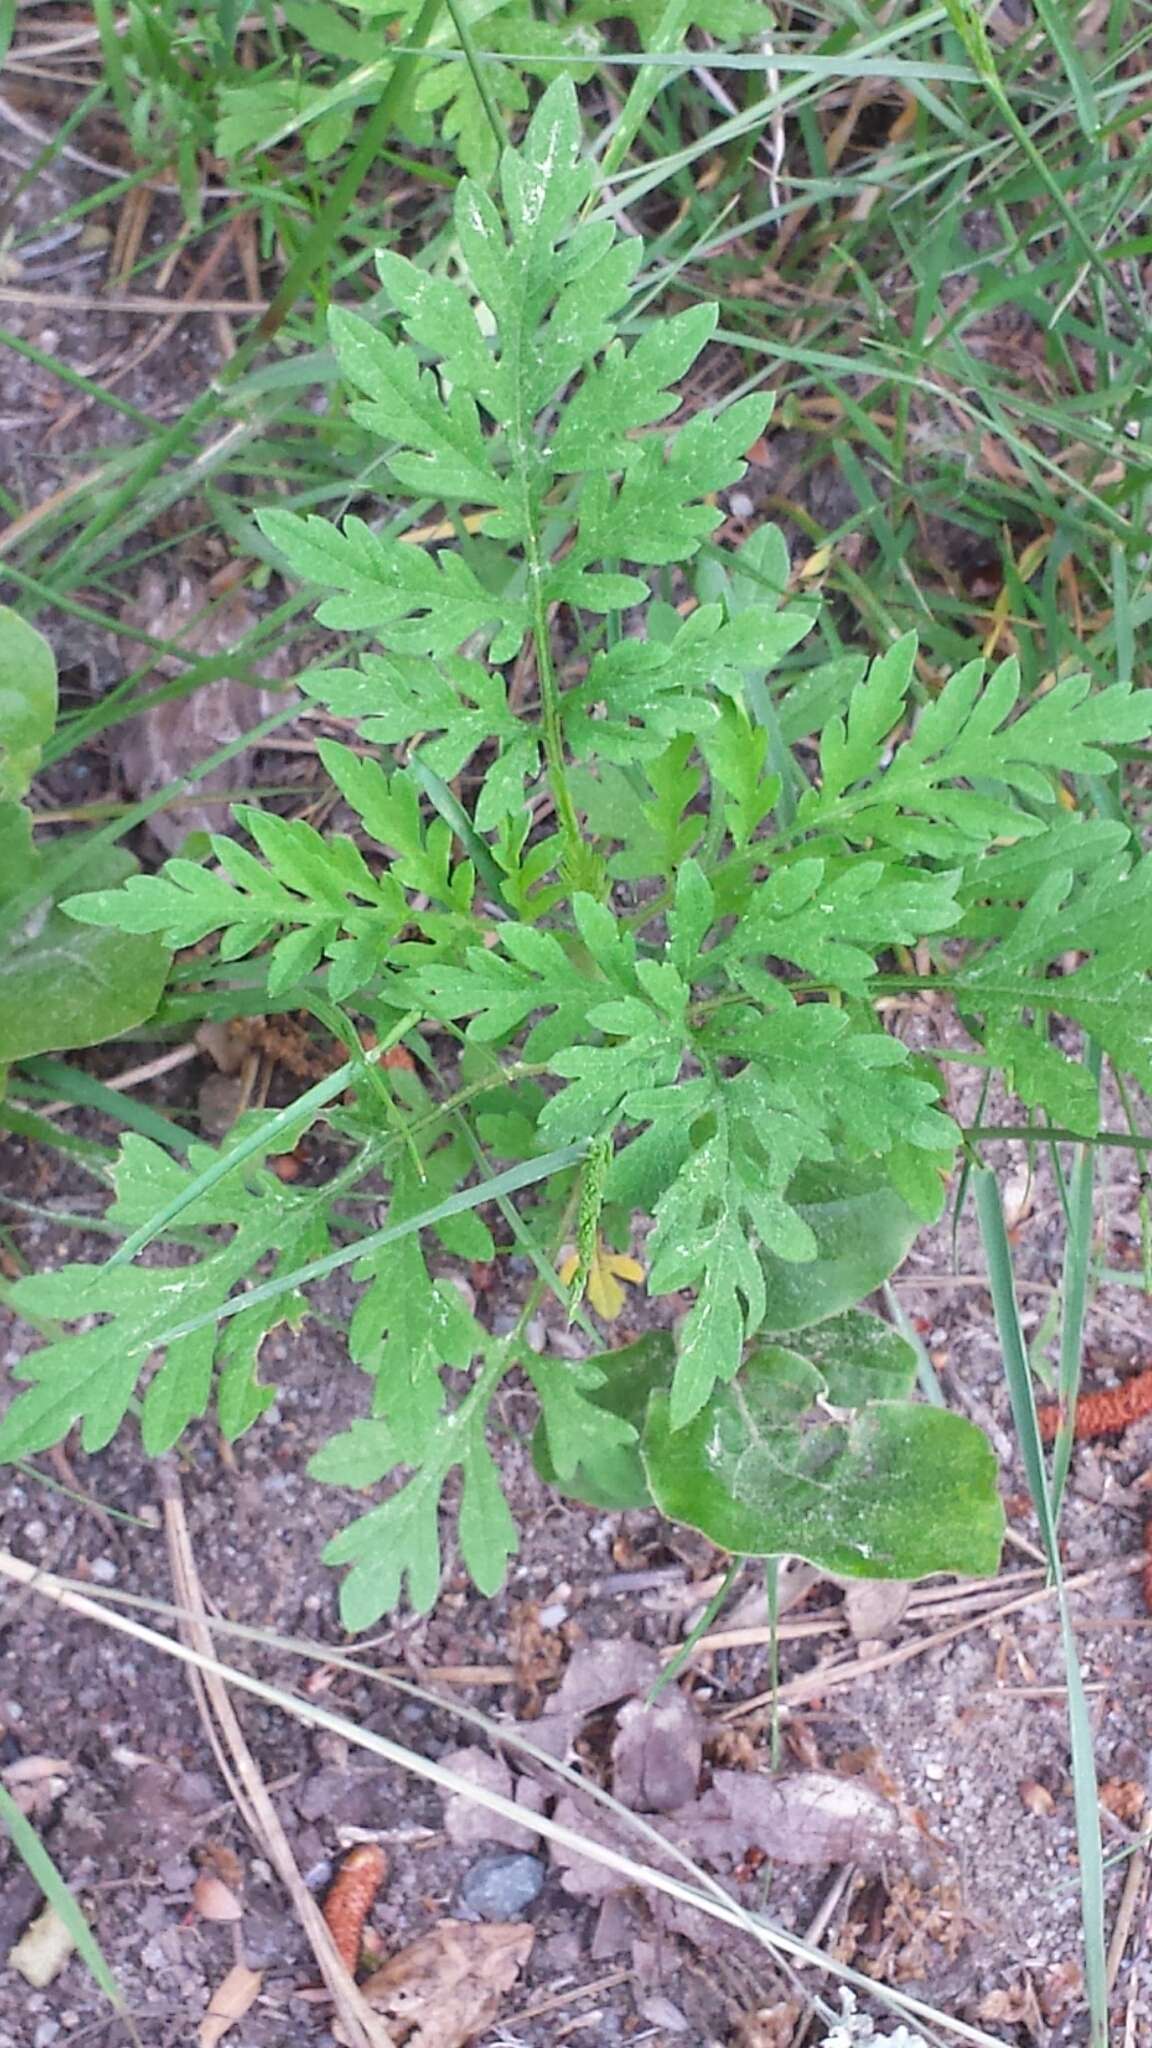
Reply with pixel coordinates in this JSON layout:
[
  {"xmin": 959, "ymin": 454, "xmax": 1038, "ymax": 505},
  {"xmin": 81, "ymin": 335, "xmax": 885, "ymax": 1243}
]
[{"xmin": 457, "ymin": 1852, "xmax": 545, "ymax": 1920}]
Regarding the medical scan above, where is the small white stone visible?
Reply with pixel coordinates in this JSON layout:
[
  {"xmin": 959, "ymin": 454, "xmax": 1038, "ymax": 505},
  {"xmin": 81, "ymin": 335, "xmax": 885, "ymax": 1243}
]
[{"xmin": 89, "ymin": 1558, "xmax": 118, "ymax": 1585}]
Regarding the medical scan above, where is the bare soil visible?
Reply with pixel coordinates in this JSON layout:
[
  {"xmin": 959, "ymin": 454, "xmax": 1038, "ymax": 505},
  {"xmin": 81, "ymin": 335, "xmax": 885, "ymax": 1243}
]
[{"xmin": 3, "ymin": 1068, "xmax": 1152, "ymax": 2048}]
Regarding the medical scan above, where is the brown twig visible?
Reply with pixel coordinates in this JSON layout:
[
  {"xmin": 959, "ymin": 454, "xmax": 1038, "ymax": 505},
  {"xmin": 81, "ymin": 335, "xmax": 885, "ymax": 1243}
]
[
  {"xmin": 1105, "ymin": 1827, "xmax": 1147, "ymax": 1995},
  {"xmin": 0, "ymin": 283, "xmax": 268, "ymax": 314}
]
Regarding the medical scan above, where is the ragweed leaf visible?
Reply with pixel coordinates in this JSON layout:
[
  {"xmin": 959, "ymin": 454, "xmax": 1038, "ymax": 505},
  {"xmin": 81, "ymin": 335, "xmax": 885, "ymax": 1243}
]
[
  {"xmin": 300, "ymin": 654, "xmax": 540, "ymax": 832},
  {"xmin": 66, "ymin": 809, "xmax": 405, "ymax": 1001},
  {"xmin": 956, "ymin": 849, "xmax": 1152, "ymax": 1128},
  {"xmin": 313, "ymin": 1369, "xmax": 518, "ymax": 1627},
  {"xmin": 530, "ymin": 1332, "xmax": 673, "ymax": 1510},
  {"xmin": 0, "ymin": 1135, "xmax": 331, "ymax": 1458},
  {"xmin": 794, "ymin": 640, "xmax": 1152, "ymax": 852},
  {"xmin": 526, "ymin": 1342, "xmax": 649, "ymax": 1507}
]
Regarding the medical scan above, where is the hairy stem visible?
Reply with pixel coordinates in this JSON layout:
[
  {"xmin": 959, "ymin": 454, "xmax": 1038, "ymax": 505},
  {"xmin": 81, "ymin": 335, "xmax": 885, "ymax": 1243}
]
[{"xmin": 527, "ymin": 550, "xmax": 583, "ymax": 861}]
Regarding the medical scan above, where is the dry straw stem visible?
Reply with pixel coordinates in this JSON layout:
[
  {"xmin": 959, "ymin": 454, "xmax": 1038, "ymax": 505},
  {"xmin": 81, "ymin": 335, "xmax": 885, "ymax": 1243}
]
[
  {"xmin": 725, "ymin": 1556, "xmax": 1138, "ymax": 1717},
  {"xmin": 157, "ymin": 1461, "xmax": 393, "ymax": 2048},
  {"xmin": 0, "ymin": 1547, "xmax": 1009, "ymax": 2048},
  {"xmin": 1105, "ymin": 1830, "xmax": 1147, "ymax": 1999}
]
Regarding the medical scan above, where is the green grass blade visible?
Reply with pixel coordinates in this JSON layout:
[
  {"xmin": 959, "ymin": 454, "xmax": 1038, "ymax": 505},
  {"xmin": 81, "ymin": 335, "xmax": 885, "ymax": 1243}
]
[
  {"xmin": 1051, "ymin": 1047, "xmax": 1102, "ymax": 1514},
  {"xmin": 89, "ymin": 0, "xmax": 137, "ymax": 141},
  {"xmin": 0, "ymin": 1782, "xmax": 131, "ymax": 2028},
  {"xmin": 407, "ymin": 754, "xmax": 512, "ymax": 911},
  {"xmin": 146, "ymin": 1142, "xmax": 590, "ymax": 1348},
  {"xmin": 0, "ymin": 1102, "xmax": 115, "ymax": 1166},
  {"xmin": 974, "ymin": 1166, "xmax": 1108, "ymax": 2048},
  {"xmin": 105, "ymin": 1011, "xmax": 422, "ymax": 1266},
  {"xmin": 1030, "ymin": 0, "xmax": 1099, "ymax": 139},
  {"xmin": 18, "ymin": 1060, "xmax": 194, "ymax": 1155}
]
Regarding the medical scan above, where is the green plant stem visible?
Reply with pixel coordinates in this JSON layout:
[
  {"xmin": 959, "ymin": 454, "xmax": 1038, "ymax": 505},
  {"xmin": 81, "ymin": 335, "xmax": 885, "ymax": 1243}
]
[
  {"xmin": 967, "ymin": 1122, "xmax": 1152, "ymax": 1154},
  {"xmin": 442, "ymin": 0, "xmax": 506, "ymax": 163},
  {"xmin": 652, "ymin": 1558, "xmax": 741, "ymax": 1700},
  {"xmin": 528, "ymin": 565, "xmax": 583, "ymax": 863}
]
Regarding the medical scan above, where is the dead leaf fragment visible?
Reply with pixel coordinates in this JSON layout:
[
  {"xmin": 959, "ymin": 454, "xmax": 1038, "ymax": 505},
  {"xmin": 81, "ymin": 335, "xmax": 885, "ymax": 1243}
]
[
  {"xmin": 1, "ymin": 1754, "xmax": 72, "ymax": 1818},
  {"xmin": 736, "ymin": 2002, "xmax": 804, "ymax": 2048},
  {"xmin": 7, "ymin": 1902, "xmax": 76, "ymax": 1987},
  {"xmin": 1018, "ymin": 1779, "xmax": 1055, "ymax": 1817},
  {"xmin": 977, "ymin": 1976, "xmax": 1044, "ymax": 2033},
  {"xmin": 529, "ymin": 1636, "xmax": 665, "ymax": 1762},
  {"xmin": 440, "ymin": 1748, "xmax": 541, "ymax": 1852},
  {"xmin": 196, "ymin": 1839, "xmax": 246, "ymax": 1889},
  {"xmin": 611, "ymin": 1691, "xmax": 703, "ymax": 1814},
  {"xmin": 1001, "ymin": 1160, "xmax": 1035, "ymax": 1230},
  {"xmin": 192, "ymin": 1871, "xmax": 244, "ymax": 1922},
  {"xmin": 1099, "ymin": 1777, "xmax": 1144, "ymax": 1825},
  {"xmin": 669, "ymin": 1769, "xmax": 933, "ymax": 1880},
  {"xmin": 1038, "ymin": 1959, "xmax": 1082, "ymax": 2023},
  {"xmin": 361, "ymin": 1919, "xmax": 533, "ymax": 2047},
  {"xmin": 118, "ymin": 571, "xmax": 288, "ymax": 852},
  {"xmin": 550, "ymin": 1637, "xmax": 662, "ymax": 1719},
  {"xmin": 549, "ymin": 1793, "xmax": 650, "ymax": 1902},
  {"xmin": 198, "ymin": 1963, "xmax": 263, "ymax": 2047},
  {"xmin": 2, "ymin": 1754, "xmax": 72, "ymax": 1786},
  {"xmin": 843, "ymin": 1579, "xmax": 911, "ymax": 1643}
]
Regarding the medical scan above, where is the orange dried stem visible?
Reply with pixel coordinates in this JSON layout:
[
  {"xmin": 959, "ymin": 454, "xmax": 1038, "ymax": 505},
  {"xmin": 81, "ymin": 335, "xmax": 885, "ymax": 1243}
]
[{"xmin": 321, "ymin": 1843, "xmax": 388, "ymax": 1973}]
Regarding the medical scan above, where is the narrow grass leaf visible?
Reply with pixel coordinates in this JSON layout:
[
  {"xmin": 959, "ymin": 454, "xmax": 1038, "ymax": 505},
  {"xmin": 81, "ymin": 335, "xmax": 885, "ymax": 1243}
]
[{"xmin": 0, "ymin": 1782, "xmax": 129, "ymax": 2020}]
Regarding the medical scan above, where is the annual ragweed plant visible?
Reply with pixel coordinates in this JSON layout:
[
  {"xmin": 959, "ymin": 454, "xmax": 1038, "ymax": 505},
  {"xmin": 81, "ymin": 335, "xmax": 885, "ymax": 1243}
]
[{"xmin": 6, "ymin": 82, "xmax": 1152, "ymax": 1628}]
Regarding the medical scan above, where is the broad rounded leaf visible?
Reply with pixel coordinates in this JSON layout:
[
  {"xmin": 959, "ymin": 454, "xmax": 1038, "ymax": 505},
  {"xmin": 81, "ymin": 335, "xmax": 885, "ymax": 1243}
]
[
  {"xmin": 758, "ymin": 1161, "xmax": 927, "ymax": 1333},
  {"xmin": 643, "ymin": 1342, "xmax": 1003, "ymax": 1580},
  {"xmin": 0, "ymin": 800, "xmax": 35, "ymax": 909},
  {"xmin": 0, "ymin": 608, "xmax": 57, "ymax": 803},
  {"xmin": 0, "ymin": 849, "xmax": 170, "ymax": 1061},
  {"xmin": 795, "ymin": 1308, "xmax": 917, "ymax": 1408}
]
